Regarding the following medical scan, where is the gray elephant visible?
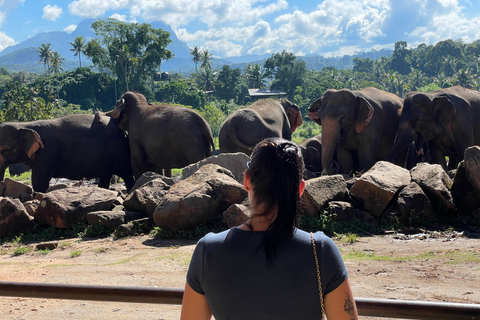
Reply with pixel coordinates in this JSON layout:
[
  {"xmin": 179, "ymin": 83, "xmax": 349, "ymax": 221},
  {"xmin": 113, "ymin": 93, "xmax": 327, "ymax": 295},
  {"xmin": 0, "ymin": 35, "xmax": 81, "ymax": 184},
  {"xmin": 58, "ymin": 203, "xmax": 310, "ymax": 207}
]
[
  {"xmin": 308, "ymin": 87, "xmax": 404, "ymax": 175},
  {"xmin": 101, "ymin": 91, "xmax": 215, "ymax": 179},
  {"xmin": 219, "ymin": 98, "xmax": 303, "ymax": 155},
  {"xmin": 385, "ymin": 85, "xmax": 480, "ymax": 171},
  {"xmin": 0, "ymin": 114, "xmax": 135, "ymax": 193},
  {"xmin": 299, "ymin": 134, "xmax": 339, "ymax": 177}
]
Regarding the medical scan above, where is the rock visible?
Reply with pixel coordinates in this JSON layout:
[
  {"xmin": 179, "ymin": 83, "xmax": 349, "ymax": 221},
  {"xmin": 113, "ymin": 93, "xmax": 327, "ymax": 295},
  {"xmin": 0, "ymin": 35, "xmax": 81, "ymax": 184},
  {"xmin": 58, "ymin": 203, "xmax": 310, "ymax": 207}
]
[
  {"xmin": 123, "ymin": 177, "xmax": 170, "ymax": 216},
  {"xmin": 0, "ymin": 178, "xmax": 33, "ymax": 202},
  {"xmin": 114, "ymin": 217, "xmax": 154, "ymax": 238},
  {"xmin": 23, "ymin": 199, "xmax": 40, "ymax": 217},
  {"xmin": 34, "ymin": 186, "xmax": 118, "ymax": 228},
  {"xmin": 327, "ymin": 201, "xmax": 378, "ymax": 227},
  {"xmin": 411, "ymin": 162, "xmax": 455, "ymax": 210},
  {"xmin": 130, "ymin": 172, "xmax": 175, "ymax": 192},
  {"xmin": 125, "ymin": 211, "xmax": 146, "ymax": 221},
  {"xmin": 0, "ymin": 197, "xmax": 36, "ymax": 238},
  {"xmin": 451, "ymin": 161, "xmax": 480, "ymax": 215},
  {"xmin": 87, "ymin": 211, "xmax": 127, "ymax": 229},
  {"xmin": 36, "ymin": 242, "xmax": 58, "ymax": 250},
  {"xmin": 350, "ymin": 161, "xmax": 411, "ymax": 219},
  {"xmin": 223, "ymin": 203, "xmax": 249, "ymax": 228},
  {"xmin": 301, "ymin": 174, "xmax": 347, "ymax": 216},
  {"xmin": 153, "ymin": 164, "xmax": 247, "ymax": 231},
  {"xmin": 464, "ymin": 146, "xmax": 480, "ymax": 196},
  {"xmin": 182, "ymin": 152, "xmax": 250, "ymax": 183},
  {"xmin": 396, "ymin": 182, "xmax": 437, "ymax": 224}
]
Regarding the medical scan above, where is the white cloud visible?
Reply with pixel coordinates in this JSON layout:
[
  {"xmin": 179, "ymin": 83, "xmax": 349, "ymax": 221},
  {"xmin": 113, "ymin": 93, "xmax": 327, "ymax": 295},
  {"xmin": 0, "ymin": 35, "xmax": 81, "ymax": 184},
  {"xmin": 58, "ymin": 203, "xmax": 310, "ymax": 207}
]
[
  {"xmin": 0, "ymin": 0, "xmax": 24, "ymax": 11},
  {"xmin": 109, "ymin": 13, "xmax": 127, "ymax": 22},
  {"xmin": 64, "ymin": 24, "xmax": 77, "ymax": 33},
  {"xmin": 0, "ymin": 31, "xmax": 15, "ymax": 51},
  {"xmin": 42, "ymin": 4, "xmax": 63, "ymax": 21},
  {"xmin": 0, "ymin": 10, "xmax": 5, "ymax": 25},
  {"xmin": 68, "ymin": 0, "xmax": 128, "ymax": 18}
]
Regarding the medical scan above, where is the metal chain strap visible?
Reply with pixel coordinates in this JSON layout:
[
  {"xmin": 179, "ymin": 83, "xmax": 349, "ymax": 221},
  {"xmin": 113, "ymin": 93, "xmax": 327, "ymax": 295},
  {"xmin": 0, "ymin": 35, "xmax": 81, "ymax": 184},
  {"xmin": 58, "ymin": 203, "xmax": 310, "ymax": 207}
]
[{"xmin": 310, "ymin": 232, "xmax": 326, "ymax": 319}]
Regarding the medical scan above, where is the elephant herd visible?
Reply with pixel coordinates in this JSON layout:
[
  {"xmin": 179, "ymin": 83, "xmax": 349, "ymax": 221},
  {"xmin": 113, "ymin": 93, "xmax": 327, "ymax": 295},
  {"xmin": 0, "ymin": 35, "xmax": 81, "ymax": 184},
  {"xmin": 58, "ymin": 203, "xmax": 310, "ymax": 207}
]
[{"xmin": 0, "ymin": 86, "xmax": 478, "ymax": 193}]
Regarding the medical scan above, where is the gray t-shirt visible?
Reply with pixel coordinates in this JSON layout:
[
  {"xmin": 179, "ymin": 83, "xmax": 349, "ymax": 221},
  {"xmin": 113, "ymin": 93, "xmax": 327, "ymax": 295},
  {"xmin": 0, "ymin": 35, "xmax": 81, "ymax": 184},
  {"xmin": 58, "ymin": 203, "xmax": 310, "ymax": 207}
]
[{"xmin": 187, "ymin": 228, "xmax": 348, "ymax": 320}]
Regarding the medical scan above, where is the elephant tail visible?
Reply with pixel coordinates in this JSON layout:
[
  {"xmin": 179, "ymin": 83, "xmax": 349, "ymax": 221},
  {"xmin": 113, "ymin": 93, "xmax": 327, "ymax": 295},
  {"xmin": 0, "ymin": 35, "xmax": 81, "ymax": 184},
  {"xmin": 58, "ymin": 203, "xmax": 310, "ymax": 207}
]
[
  {"xmin": 198, "ymin": 116, "xmax": 215, "ymax": 157},
  {"xmin": 227, "ymin": 111, "xmax": 258, "ymax": 151}
]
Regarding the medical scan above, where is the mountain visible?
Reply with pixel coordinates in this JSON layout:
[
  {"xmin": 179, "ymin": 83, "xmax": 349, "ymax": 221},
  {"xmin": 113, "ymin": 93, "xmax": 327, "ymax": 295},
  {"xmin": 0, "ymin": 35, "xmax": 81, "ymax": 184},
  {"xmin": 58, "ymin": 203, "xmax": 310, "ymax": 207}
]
[{"xmin": 0, "ymin": 18, "xmax": 395, "ymax": 74}]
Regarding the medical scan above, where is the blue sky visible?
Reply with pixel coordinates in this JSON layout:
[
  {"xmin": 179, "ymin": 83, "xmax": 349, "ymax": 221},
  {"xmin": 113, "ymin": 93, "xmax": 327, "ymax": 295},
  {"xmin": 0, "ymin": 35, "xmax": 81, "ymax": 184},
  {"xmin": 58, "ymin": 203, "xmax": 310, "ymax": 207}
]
[{"xmin": 1, "ymin": 0, "xmax": 480, "ymax": 58}]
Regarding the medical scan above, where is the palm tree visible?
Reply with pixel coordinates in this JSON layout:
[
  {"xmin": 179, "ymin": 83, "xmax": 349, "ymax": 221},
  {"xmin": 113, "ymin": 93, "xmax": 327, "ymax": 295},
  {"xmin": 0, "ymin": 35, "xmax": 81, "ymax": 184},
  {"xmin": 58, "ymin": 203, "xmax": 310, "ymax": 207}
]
[
  {"xmin": 190, "ymin": 46, "xmax": 202, "ymax": 71},
  {"xmin": 69, "ymin": 36, "xmax": 86, "ymax": 69},
  {"xmin": 244, "ymin": 64, "xmax": 267, "ymax": 88},
  {"xmin": 50, "ymin": 51, "xmax": 65, "ymax": 75},
  {"xmin": 200, "ymin": 49, "xmax": 215, "ymax": 72},
  {"xmin": 36, "ymin": 43, "xmax": 53, "ymax": 76}
]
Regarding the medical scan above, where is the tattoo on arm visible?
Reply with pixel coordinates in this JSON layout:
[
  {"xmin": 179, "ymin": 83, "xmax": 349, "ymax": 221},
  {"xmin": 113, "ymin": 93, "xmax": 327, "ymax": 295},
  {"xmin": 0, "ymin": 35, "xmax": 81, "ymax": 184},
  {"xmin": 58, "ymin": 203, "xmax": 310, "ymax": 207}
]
[{"xmin": 343, "ymin": 291, "xmax": 356, "ymax": 319}]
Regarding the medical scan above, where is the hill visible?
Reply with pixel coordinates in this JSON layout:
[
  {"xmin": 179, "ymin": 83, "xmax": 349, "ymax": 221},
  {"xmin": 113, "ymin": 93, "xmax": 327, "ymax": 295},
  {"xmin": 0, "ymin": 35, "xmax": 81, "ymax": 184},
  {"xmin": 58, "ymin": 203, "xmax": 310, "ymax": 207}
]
[{"xmin": 0, "ymin": 18, "xmax": 393, "ymax": 74}]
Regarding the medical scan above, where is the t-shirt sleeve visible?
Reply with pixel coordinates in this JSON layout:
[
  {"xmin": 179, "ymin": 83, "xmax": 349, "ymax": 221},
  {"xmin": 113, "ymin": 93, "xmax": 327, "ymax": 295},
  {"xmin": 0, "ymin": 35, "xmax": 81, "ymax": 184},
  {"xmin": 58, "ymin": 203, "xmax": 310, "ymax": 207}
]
[
  {"xmin": 316, "ymin": 232, "xmax": 349, "ymax": 295},
  {"xmin": 186, "ymin": 238, "xmax": 206, "ymax": 295}
]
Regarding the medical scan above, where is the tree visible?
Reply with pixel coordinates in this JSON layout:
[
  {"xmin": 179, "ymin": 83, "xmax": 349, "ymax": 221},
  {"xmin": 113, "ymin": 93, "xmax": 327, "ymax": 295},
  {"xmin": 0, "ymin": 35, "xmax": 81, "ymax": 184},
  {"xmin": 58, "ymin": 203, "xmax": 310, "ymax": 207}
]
[
  {"xmin": 36, "ymin": 43, "xmax": 53, "ymax": 76},
  {"xmin": 390, "ymin": 41, "xmax": 411, "ymax": 75},
  {"xmin": 200, "ymin": 49, "xmax": 215, "ymax": 72},
  {"xmin": 50, "ymin": 51, "xmax": 65, "ymax": 75},
  {"xmin": 69, "ymin": 36, "xmax": 86, "ymax": 69},
  {"xmin": 215, "ymin": 65, "xmax": 242, "ymax": 103},
  {"xmin": 85, "ymin": 18, "xmax": 173, "ymax": 93},
  {"xmin": 190, "ymin": 46, "xmax": 202, "ymax": 71},
  {"xmin": 264, "ymin": 50, "xmax": 307, "ymax": 99},
  {"xmin": 243, "ymin": 63, "xmax": 267, "ymax": 88},
  {"xmin": 1, "ymin": 81, "xmax": 57, "ymax": 122}
]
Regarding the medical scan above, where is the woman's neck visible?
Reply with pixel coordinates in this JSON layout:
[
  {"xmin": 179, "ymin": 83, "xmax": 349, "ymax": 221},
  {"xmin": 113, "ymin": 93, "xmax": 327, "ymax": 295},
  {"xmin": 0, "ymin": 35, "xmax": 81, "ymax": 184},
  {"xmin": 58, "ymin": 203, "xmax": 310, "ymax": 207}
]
[{"xmin": 238, "ymin": 206, "xmax": 277, "ymax": 231}]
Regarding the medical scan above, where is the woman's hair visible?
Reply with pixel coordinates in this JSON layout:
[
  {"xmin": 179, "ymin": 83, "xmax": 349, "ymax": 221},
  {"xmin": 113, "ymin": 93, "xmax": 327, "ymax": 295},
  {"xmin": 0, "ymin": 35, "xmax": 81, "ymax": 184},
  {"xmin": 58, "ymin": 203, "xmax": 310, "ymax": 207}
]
[{"xmin": 246, "ymin": 137, "xmax": 305, "ymax": 262}]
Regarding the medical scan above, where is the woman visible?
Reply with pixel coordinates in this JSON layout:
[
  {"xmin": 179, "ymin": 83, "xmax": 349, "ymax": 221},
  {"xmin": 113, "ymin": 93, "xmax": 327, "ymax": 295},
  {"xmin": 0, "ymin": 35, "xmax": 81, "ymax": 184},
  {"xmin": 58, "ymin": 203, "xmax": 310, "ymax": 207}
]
[{"xmin": 181, "ymin": 138, "xmax": 358, "ymax": 320}]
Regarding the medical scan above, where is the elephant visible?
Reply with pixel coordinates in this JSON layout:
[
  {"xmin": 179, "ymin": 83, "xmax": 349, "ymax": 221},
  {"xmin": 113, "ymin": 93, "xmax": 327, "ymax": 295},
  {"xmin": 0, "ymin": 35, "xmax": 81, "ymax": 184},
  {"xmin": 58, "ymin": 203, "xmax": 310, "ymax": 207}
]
[
  {"xmin": 308, "ymin": 87, "xmax": 404, "ymax": 175},
  {"xmin": 0, "ymin": 114, "xmax": 135, "ymax": 193},
  {"xmin": 385, "ymin": 85, "xmax": 480, "ymax": 171},
  {"xmin": 100, "ymin": 91, "xmax": 215, "ymax": 179},
  {"xmin": 299, "ymin": 134, "xmax": 339, "ymax": 177},
  {"xmin": 219, "ymin": 98, "xmax": 303, "ymax": 155}
]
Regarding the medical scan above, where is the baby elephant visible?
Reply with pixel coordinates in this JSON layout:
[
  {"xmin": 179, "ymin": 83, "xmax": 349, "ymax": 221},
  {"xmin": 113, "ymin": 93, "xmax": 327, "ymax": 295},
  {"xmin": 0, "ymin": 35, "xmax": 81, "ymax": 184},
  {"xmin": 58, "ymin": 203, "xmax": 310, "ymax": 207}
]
[{"xmin": 0, "ymin": 114, "xmax": 135, "ymax": 193}]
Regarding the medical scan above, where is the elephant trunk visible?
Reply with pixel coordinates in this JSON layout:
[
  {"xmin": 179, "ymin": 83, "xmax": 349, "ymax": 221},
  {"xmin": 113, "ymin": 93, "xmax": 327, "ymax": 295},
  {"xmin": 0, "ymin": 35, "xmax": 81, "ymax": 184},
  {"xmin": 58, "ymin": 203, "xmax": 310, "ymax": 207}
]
[
  {"xmin": 321, "ymin": 117, "xmax": 341, "ymax": 175},
  {"xmin": 385, "ymin": 122, "xmax": 416, "ymax": 163}
]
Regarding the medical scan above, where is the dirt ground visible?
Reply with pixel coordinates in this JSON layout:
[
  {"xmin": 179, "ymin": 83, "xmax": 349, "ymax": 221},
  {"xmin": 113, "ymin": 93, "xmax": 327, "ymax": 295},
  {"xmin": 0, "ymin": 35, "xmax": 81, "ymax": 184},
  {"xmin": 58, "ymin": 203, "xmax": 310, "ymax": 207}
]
[{"xmin": 0, "ymin": 229, "xmax": 479, "ymax": 320}]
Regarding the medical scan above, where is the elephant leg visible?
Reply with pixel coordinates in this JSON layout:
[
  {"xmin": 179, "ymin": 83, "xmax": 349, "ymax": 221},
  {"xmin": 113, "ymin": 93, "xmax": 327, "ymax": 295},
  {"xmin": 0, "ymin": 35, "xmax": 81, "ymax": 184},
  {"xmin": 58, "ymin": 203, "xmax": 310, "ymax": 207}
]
[
  {"xmin": 98, "ymin": 175, "xmax": 112, "ymax": 189},
  {"xmin": 163, "ymin": 169, "xmax": 172, "ymax": 177},
  {"xmin": 336, "ymin": 145, "xmax": 354, "ymax": 175},
  {"xmin": 31, "ymin": 170, "xmax": 51, "ymax": 193},
  {"xmin": 130, "ymin": 143, "xmax": 147, "ymax": 179},
  {"xmin": 429, "ymin": 146, "xmax": 447, "ymax": 170}
]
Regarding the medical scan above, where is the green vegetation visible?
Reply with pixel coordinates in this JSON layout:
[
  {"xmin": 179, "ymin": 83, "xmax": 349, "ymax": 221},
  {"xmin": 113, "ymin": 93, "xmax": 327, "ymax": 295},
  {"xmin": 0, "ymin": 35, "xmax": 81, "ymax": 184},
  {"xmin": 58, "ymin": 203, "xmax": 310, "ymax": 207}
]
[
  {"xmin": 12, "ymin": 246, "xmax": 32, "ymax": 256},
  {"xmin": 70, "ymin": 250, "xmax": 82, "ymax": 258}
]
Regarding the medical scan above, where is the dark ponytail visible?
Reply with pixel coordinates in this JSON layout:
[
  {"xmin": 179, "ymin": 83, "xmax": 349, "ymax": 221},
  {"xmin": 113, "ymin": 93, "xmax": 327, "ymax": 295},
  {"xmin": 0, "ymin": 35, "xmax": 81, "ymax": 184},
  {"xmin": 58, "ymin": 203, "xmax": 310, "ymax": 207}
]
[{"xmin": 246, "ymin": 138, "xmax": 304, "ymax": 262}]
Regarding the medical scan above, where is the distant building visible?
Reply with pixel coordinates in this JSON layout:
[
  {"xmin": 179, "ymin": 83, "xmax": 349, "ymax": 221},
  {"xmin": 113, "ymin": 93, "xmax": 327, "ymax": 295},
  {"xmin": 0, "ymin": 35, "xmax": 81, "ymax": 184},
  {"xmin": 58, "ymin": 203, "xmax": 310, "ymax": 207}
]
[{"xmin": 248, "ymin": 88, "xmax": 287, "ymax": 101}]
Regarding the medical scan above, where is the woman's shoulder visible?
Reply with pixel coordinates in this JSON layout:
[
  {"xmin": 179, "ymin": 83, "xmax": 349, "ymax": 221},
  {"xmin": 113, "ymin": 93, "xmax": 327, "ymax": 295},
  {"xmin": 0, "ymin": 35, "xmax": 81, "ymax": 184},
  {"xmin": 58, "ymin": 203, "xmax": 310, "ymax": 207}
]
[{"xmin": 197, "ymin": 228, "xmax": 232, "ymax": 245}]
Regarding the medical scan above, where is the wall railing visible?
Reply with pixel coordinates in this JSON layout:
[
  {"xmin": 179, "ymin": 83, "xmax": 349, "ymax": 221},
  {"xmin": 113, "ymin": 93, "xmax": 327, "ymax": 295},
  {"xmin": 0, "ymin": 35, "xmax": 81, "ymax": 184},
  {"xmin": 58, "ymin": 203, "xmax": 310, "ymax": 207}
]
[{"xmin": 0, "ymin": 281, "xmax": 479, "ymax": 319}]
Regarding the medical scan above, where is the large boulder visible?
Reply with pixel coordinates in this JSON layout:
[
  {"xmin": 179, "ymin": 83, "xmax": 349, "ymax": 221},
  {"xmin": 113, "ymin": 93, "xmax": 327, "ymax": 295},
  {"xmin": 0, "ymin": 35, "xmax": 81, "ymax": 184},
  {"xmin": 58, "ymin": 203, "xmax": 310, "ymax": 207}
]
[
  {"xmin": 326, "ymin": 201, "xmax": 378, "ymax": 227},
  {"xmin": 123, "ymin": 173, "xmax": 171, "ymax": 216},
  {"xmin": 410, "ymin": 162, "xmax": 455, "ymax": 210},
  {"xmin": 34, "ymin": 187, "xmax": 118, "ymax": 228},
  {"xmin": 301, "ymin": 174, "xmax": 347, "ymax": 216},
  {"xmin": 222, "ymin": 203, "xmax": 249, "ymax": 228},
  {"xmin": 451, "ymin": 161, "xmax": 480, "ymax": 215},
  {"xmin": 86, "ymin": 211, "xmax": 127, "ymax": 229},
  {"xmin": 0, "ymin": 178, "xmax": 33, "ymax": 203},
  {"xmin": 182, "ymin": 152, "xmax": 250, "ymax": 183},
  {"xmin": 350, "ymin": 161, "xmax": 411, "ymax": 219},
  {"xmin": 395, "ymin": 182, "xmax": 437, "ymax": 224},
  {"xmin": 153, "ymin": 164, "xmax": 247, "ymax": 231},
  {"xmin": 0, "ymin": 197, "xmax": 36, "ymax": 238}
]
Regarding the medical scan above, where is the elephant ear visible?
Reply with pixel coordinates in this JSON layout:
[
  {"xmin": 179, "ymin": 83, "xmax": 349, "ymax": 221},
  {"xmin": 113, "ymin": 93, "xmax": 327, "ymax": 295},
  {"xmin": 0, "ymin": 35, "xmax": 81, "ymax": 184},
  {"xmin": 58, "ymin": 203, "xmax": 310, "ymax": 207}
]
[
  {"xmin": 433, "ymin": 95, "xmax": 457, "ymax": 127},
  {"xmin": 285, "ymin": 103, "xmax": 303, "ymax": 132},
  {"xmin": 307, "ymin": 97, "xmax": 322, "ymax": 125},
  {"xmin": 355, "ymin": 96, "xmax": 374, "ymax": 133},
  {"xmin": 20, "ymin": 128, "xmax": 44, "ymax": 159}
]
